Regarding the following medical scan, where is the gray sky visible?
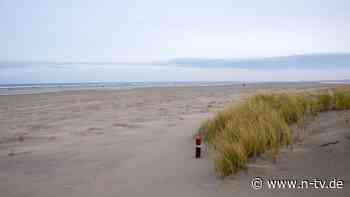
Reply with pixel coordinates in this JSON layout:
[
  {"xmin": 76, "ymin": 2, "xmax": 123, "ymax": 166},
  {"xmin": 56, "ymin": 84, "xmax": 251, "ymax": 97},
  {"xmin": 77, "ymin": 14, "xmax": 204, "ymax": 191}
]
[{"xmin": 1, "ymin": 0, "xmax": 349, "ymax": 62}]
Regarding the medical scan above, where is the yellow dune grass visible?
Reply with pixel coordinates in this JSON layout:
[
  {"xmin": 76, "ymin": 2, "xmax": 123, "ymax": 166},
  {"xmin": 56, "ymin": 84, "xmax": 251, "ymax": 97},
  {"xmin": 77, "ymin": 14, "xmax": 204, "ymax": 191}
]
[{"xmin": 199, "ymin": 87, "xmax": 350, "ymax": 177}]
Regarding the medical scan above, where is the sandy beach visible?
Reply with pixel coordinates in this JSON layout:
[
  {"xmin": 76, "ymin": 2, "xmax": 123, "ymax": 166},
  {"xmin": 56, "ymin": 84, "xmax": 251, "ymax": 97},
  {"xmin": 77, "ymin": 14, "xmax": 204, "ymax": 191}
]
[{"xmin": 0, "ymin": 83, "xmax": 349, "ymax": 197}]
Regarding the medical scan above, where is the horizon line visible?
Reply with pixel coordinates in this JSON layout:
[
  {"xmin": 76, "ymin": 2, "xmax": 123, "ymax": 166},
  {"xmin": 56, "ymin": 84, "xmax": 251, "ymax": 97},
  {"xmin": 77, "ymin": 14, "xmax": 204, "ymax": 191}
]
[{"xmin": 1, "ymin": 52, "xmax": 350, "ymax": 65}]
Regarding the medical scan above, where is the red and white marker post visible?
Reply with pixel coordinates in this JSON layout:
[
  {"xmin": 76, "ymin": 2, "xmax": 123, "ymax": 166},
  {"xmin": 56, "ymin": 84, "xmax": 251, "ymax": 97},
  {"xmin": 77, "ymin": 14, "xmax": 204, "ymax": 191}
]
[{"xmin": 195, "ymin": 136, "xmax": 202, "ymax": 158}]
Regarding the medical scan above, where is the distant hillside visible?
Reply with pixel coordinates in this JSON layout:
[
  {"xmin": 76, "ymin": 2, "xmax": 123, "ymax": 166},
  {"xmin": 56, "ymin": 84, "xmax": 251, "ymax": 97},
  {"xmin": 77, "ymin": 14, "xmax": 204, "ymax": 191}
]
[{"xmin": 170, "ymin": 53, "xmax": 350, "ymax": 69}]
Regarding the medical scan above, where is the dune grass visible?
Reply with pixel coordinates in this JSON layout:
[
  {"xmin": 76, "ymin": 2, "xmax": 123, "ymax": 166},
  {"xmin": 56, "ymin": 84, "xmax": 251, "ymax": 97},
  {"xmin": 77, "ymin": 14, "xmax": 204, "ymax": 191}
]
[{"xmin": 198, "ymin": 87, "xmax": 350, "ymax": 177}]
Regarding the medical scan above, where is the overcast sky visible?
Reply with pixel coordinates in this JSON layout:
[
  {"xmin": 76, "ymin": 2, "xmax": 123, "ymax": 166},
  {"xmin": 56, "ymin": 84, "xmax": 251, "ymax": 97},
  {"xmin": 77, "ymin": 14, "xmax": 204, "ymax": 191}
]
[{"xmin": 1, "ymin": 0, "xmax": 349, "ymax": 62}]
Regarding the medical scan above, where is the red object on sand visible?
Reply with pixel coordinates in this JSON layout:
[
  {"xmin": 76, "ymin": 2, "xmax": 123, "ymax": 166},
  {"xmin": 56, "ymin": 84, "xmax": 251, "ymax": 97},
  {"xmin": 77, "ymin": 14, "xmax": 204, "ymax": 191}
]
[
  {"xmin": 195, "ymin": 137, "xmax": 202, "ymax": 146},
  {"xmin": 195, "ymin": 136, "xmax": 202, "ymax": 158}
]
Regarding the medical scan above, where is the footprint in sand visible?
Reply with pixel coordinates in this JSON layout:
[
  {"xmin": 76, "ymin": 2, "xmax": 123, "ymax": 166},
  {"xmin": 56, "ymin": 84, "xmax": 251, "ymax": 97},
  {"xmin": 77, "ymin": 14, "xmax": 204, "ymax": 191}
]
[
  {"xmin": 320, "ymin": 140, "xmax": 340, "ymax": 147},
  {"xmin": 81, "ymin": 127, "xmax": 104, "ymax": 136},
  {"xmin": 8, "ymin": 150, "xmax": 32, "ymax": 157}
]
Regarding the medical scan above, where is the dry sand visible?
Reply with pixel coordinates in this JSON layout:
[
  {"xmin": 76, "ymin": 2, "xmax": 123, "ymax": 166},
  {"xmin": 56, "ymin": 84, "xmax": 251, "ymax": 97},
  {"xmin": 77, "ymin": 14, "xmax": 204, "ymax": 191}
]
[{"xmin": 0, "ymin": 84, "xmax": 349, "ymax": 197}]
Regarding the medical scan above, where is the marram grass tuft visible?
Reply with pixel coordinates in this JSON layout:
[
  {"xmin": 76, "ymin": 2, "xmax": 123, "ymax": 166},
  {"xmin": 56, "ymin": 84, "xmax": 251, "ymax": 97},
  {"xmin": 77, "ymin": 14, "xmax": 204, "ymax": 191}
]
[{"xmin": 199, "ymin": 87, "xmax": 350, "ymax": 177}]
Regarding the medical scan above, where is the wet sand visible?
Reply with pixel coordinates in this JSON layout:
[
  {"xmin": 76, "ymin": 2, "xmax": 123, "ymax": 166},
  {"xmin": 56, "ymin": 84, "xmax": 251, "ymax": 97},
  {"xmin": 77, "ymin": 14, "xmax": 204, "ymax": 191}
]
[{"xmin": 0, "ymin": 84, "xmax": 349, "ymax": 197}]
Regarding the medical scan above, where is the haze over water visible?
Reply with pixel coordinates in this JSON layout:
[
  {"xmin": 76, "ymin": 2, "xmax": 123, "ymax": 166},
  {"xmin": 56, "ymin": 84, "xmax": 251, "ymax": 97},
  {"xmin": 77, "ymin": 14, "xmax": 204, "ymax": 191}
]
[{"xmin": 1, "ymin": 54, "xmax": 350, "ymax": 84}]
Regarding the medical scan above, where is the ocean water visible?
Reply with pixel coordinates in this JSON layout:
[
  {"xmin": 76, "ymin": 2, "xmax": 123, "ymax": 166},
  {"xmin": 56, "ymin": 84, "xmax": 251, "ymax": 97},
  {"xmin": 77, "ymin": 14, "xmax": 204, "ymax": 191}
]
[
  {"xmin": 0, "ymin": 57, "xmax": 349, "ymax": 95},
  {"xmin": 0, "ymin": 81, "xmax": 346, "ymax": 96},
  {"xmin": 0, "ymin": 81, "xmax": 245, "ymax": 95}
]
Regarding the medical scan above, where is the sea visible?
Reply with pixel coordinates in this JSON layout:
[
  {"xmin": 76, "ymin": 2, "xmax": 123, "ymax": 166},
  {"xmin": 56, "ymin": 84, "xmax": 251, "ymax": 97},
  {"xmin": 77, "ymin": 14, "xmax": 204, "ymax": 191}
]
[
  {"xmin": 0, "ymin": 81, "xmax": 347, "ymax": 96},
  {"xmin": 0, "ymin": 81, "xmax": 242, "ymax": 95}
]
